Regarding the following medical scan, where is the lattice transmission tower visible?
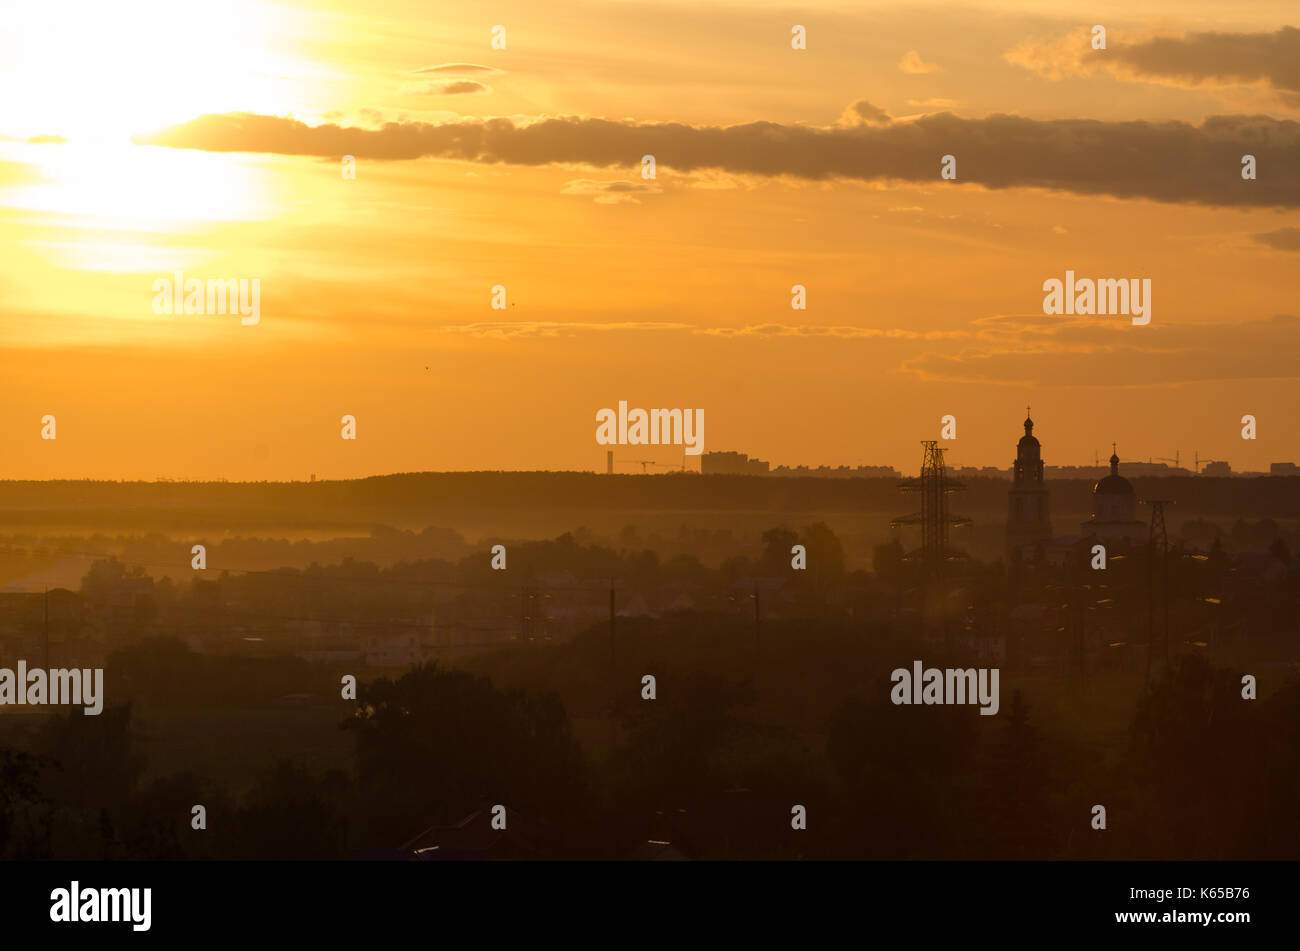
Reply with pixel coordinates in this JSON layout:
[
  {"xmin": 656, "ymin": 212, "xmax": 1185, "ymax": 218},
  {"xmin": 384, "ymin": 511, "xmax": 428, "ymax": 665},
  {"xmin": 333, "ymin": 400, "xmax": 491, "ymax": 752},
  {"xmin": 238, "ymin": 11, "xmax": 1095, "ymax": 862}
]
[{"xmin": 891, "ymin": 441, "xmax": 972, "ymax": 578}]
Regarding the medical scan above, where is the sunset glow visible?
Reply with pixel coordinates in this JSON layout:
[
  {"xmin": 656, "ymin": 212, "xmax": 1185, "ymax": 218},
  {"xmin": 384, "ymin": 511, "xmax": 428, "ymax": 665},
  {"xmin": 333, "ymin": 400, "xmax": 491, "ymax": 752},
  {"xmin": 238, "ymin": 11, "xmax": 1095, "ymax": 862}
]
[{"xmin": 2, "ymin": 0, "xmax": 1298, "ymax": 480}]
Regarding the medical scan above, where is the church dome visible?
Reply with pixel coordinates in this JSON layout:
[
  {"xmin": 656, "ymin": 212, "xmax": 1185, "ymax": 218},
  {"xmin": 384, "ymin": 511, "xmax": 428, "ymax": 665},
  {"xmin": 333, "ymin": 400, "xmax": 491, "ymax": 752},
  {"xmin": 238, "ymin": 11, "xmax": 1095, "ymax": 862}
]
[
  {"xmin": 1093, "ymin": 451, "xmax": 1133, "ymax": 496},
  {"xmin": 1094, "ymin": 474, "xmax": 1133, "ymax": 495},
  {"xmin": 1017, "ymin": 415, "xmax": 1039, "ymax": 448}
]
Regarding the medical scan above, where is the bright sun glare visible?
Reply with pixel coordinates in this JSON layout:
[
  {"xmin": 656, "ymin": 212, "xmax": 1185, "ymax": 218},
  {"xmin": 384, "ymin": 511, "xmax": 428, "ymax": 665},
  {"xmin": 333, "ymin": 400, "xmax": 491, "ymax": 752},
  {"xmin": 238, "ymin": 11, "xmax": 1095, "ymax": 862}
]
[
  {"xmin": 6, "ymin": 140, "xmax": 268, "ymax": 234},
  {"xmin": 0, "ymin": 0, "xmax": 305, "ymax": 260},
  {"xmin": 3, "ymin": 0, "xmax": 293, "ymax": 142}
]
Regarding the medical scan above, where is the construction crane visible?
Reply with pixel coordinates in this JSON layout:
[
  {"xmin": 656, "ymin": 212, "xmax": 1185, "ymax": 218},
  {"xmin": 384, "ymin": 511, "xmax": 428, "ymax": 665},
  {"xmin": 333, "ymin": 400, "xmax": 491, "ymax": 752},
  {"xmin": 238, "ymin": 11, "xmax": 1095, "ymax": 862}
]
[
  {"xmin": 1192, "ymin": 451, "xmax": 1223, "ymax": 475},
  {"xmin": 617, "ymin": 459, "xmax": 686, "ymax": 474},
  {"xmin": 1194, "ymin": 452, "xmax": 1228, "ymax": 475},
  {"xmin": 618, "ymin": 459, "xmax": 658, "ymax": 474},
  {"xmin": 1151, "ymin": 451, "xmax": 1180, "ymax": 470}
]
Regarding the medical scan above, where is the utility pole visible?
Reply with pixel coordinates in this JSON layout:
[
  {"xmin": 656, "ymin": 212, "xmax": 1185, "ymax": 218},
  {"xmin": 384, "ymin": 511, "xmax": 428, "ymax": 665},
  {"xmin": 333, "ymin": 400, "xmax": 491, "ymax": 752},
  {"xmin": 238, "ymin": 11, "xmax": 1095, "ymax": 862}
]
[
  {"xmin": 1076, "ymin": 584, "xmax": 1086, "ymax": 678},
  {"xmin": 608, "ymin": 583, "xmax": 617, "ymax": 749},
  {"xmin": 1143, "ymin": 499, "xmax": 1173, "ymax": 683},
  {"xmin": 521, "ymin": 587, "xmax": 529, "ymax": 641}
]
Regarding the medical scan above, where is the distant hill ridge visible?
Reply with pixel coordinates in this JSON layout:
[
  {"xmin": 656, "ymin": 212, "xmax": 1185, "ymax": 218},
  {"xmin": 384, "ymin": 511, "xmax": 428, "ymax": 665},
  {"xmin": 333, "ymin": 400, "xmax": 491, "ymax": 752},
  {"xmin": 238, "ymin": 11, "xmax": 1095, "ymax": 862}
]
[{"xmin": 0, "ymin": 471, "xmax": 1297, "ymax": 532}]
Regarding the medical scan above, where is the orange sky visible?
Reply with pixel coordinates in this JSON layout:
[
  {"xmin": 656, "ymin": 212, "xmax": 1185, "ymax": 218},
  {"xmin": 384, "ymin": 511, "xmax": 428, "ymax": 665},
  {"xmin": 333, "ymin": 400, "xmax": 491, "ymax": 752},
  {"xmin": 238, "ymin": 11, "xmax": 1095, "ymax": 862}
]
[{"xmin": 2, "ymin": 0, "xmax": 1298, "ymax": 479}]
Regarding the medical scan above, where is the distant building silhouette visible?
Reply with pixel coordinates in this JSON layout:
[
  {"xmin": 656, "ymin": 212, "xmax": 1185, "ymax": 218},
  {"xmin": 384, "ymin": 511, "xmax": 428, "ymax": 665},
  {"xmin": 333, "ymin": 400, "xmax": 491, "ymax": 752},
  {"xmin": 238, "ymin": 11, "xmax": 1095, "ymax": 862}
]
[
  {"xmin": 1080, "ymin": 447, "xmax": 1145, "ymax": 541},
  {"xmin": 1006, "ymin": 409, "xmax": 1052, "ymax": 561},
  {"xmin": 1202, "ymin": 460, "xmax": 1232, "ymax": 477},
  {"xmin": 702, "ymin": 451, "xmax": 770, "ymax": 475},
  {"xmin": 1271, "ymin": 462, "xmax": 1299, "ymax": 476},
  {"xmin": 956, "ymin": 465, "xmax": 1011, "ymax": 479},
  {"xmin": 1045, "ymin": 461, "xmax": 1190, "ymax": 478},
  {"xmin": 701, "ymin": 451, "xmax": 901, "ymax": 478},
  {"xmin": 770, "ymin": 463, "xmax": 901, "ymax": 478}
]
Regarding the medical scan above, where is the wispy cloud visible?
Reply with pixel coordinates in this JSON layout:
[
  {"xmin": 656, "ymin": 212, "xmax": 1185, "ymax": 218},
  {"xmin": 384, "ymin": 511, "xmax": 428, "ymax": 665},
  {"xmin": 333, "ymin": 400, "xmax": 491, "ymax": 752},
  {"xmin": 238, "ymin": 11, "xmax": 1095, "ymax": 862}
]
[
  {"xmin": 900, "ymin": 314, "xmax": 1300, "ymax": 386},
  {"xmin": 1253, "ymin": 226, "xmax": 1300, "ymax": 251},
  {"xmin": 560, "ymin": 179, "xmax": 659, "ymax": 204},
  {"xmin": 436, "ymin": 320, "xmax": 693, "ymax": 338},
  {"xmin": 437, "ymin": 321, "xmax": 968, "ymax": 342},
  {"xmin": 1007, "ymin": 26, "xmax": 1300, "ymax": 105},
  {"xmin": 838, "ymin": 99, "xmax": 892, "ymax": 127},
  {"xmin": 419, "ymin": 80, "xmax": 491, "ymax": 96},
  {"xmin": 899, "ymin": 50, "xmax": 943, "ymax": 74},
  {"xmin": 435, "ymin": 313, "xmax": 1300, "ymax": 388},
  {"xmin": 413, "ymin": 63, "xmax": 501, "ymax": 75}
]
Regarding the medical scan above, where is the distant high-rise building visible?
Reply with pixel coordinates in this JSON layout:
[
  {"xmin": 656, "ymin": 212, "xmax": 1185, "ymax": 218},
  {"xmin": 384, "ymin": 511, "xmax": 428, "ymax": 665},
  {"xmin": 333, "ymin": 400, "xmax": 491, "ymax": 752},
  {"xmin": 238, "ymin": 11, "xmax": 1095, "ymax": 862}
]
[
  {"xmin": 1202, "ymin": 460, "xmax": 1232, "ymax": 477},
  {"xmin": 1270, "ymin": 462, "xmax": 1298, "ymax": 476},
  {"xmin": 1006, "ymin": 409, "xmax": 1052, "ymax": 560}
]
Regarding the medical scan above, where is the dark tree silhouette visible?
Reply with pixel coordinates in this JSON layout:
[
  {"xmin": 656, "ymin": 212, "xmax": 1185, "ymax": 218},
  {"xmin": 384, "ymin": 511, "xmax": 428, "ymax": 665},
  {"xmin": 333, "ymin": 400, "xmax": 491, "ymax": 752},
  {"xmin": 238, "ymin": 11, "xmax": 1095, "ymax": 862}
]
[{"xmin": 345, "ymin": 663, "xmax": 590, "ymax": 847}]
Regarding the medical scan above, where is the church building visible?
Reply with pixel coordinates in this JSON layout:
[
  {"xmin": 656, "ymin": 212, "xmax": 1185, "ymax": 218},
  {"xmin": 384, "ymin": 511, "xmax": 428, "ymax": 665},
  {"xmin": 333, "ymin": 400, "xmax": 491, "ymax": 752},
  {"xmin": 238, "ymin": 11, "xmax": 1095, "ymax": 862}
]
[
  {"xmin": 1006, "ymin": 409, "xmax": 1052, "ymax": 561},
  {"xmin": 1080, "ymin": 446, "xmax": 1146, "ymax": 542}
]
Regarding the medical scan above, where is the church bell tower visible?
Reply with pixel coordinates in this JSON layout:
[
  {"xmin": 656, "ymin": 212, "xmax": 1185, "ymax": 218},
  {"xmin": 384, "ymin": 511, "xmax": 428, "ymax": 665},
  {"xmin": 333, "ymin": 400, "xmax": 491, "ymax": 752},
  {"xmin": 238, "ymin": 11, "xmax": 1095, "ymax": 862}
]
[{"xmin": 1006, "ymin": 408, "xmax": 1053, "ymax": 561}]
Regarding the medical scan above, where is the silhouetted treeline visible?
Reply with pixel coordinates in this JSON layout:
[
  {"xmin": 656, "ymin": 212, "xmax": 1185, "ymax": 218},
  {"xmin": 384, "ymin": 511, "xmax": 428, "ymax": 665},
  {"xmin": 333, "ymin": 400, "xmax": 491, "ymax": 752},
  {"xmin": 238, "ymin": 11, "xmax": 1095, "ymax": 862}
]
[
  {"xmin": 2, "ymin": 472, "xmax": 1298, "ymax": 534},
  {"xmin": 4, "ymin": 647, "xmax": 1298, "ymax": 860}
]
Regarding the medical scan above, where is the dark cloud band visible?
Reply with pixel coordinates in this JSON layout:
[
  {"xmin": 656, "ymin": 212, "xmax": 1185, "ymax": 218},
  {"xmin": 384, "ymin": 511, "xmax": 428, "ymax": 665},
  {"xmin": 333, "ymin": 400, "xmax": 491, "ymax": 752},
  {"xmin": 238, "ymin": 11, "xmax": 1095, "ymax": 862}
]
[
  {"xmin": 134, "ymin": 109, "xmax": 1300, "ymax": 208},
  {"xmin": 1114, "ymin": 27, "xmax": 1300, "ymax": 95}
]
